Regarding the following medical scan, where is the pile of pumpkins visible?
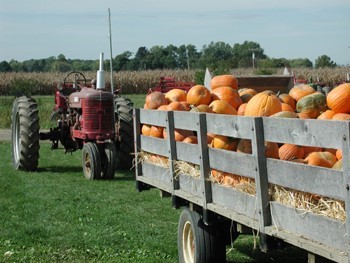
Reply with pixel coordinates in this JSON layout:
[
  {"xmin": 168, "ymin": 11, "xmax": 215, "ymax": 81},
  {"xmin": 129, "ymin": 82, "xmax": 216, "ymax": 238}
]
[{"xmin": 141, "ymin": 74, "xmax": 350, "ymax": 187}]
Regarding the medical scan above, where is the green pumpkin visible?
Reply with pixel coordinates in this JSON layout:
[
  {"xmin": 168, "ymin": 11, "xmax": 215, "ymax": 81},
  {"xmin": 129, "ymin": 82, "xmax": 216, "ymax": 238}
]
[{"xmin": 296, "ymin": 93, "xmax": 327, "ymax": 118}]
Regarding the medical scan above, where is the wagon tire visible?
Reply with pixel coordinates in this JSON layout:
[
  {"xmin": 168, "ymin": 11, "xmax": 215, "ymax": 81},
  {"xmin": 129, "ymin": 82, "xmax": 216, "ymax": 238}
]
[{"xmin": 11, "ymin": 96, "xmax": 40, "ymax": 171}]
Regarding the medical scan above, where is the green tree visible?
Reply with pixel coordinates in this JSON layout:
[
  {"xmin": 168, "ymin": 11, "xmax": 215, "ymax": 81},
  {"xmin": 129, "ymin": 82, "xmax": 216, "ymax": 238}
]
[
  {"xmin": 0, "ymin": 61, "xmax": 12, "ymax": 72},
  {"xmin": 289, "ymin": 58, "xmax": 313, "ymax": 68},
  {"xmin": 198, "ymin": 41, "xmax": 234, "ymax": 70},
  {"xmin": 232, "ymin": 41, "xmax": 266, "ymax": 68},
  {"xmin": 315, "ymin": 55, "xmax": 336, "ymax": 68},
  {"xmin": 114, "ymin": 51, "xmax": 132, "ymax": 71}
]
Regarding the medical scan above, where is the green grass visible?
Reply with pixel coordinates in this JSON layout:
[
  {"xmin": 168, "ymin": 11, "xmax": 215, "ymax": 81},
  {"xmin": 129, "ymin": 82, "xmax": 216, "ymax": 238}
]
[{"xmin": 0, "ymin": 141, "xmax": 308, "ymax": 262}]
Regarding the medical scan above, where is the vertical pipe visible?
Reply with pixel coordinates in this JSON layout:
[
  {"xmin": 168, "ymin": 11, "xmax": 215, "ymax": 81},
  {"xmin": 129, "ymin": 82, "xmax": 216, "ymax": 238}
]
[{"xmin": 108, "ymin": 8, "xmax": 114, "ymax": 95}]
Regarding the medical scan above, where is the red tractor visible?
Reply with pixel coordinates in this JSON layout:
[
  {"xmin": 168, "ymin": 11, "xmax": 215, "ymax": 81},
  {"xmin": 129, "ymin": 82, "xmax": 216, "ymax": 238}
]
[{"xmin": 11, "ymin": 54, "xmax": 134, "ymax": 180}]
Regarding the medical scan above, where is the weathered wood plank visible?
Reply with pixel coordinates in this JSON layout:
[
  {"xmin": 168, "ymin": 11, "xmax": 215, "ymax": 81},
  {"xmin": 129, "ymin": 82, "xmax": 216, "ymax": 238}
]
[
  {"xmin": 140, "ymin": 136, "xmax": 168, "ymax": 156},
  {"xmin": 208, "ymin": 148, "xmax": 256, "ymax": 179},
  {"xmin": 211, "ymin": 183, "xmax": 259, "ymax": 220},
  {"xmin": 178, "ymin": 174, "xmax": 203, "ymax": 199},
  {"xmin": 176, "ymin": 142, "xmax": 201, "ymax": 165},
  {"xmin": 263, "ymin": 118, "xmax": 346, "ymax": 149},
  {"xmin": 205, "ymin": 114, "xmax": 255, "ymax": 139},
  {"xmin": 267, "ymin": 158, "xmax": 344, "ymax": 200},
  {"xmin": 264, "ymin": 226, "xmax": 347, "ymax": 263},
  {"xmin": 139, "ymin": 108, "xmax": 168, "ymax": 126},
  {"xmin": 270, "ymin": 202, "xmax": 347, "ymax": 252},
  {"xmin": 141, "ymin": 162, "xmax": 172, "ymax": 188}
]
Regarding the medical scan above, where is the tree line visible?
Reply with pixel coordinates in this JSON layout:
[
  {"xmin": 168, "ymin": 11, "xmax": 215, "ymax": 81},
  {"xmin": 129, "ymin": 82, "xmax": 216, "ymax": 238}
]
[{"xmin": 0, "ymin": 41, "xmax": 337, "ymax": 73}]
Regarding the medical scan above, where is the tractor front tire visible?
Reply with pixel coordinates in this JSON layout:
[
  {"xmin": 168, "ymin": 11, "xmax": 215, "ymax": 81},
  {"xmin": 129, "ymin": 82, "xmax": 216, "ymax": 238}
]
[
  {"xmin": 82, "ymin": 142, "xmax": 101, "ymax": 180},
  {"xmin": 114, "ymin": 96, "xmax": 134, "ymax": 170},
  {"xmin": 100, "ymin": 142, "xmax": 117, "ymax": 180},
  {"xmin": 11, "ymin": 96, "xmax": 40, "ymax": 171}
]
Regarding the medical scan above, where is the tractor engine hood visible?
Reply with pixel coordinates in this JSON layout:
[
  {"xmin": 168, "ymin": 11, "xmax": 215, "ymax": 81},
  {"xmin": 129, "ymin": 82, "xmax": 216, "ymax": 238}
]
[{"xmin": 69, "ymin": 87, "xmax": 113, "ymax": 108}]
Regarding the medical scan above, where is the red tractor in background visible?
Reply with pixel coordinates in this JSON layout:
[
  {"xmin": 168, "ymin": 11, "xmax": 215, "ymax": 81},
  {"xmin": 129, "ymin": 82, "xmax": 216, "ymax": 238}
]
[{"xmin": 11, "ymin": 53, "xmax": 134, "ymax": 180}]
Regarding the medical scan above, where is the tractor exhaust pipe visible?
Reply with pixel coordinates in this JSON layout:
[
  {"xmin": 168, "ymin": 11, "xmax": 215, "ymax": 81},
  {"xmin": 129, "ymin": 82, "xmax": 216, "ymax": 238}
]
[{"xmin": 96, "ymin": 52, "xmax": 105, "ymax": 90}]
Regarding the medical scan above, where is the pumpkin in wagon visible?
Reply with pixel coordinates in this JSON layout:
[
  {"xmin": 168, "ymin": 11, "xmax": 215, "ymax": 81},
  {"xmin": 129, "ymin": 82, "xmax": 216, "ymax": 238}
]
[{"xmin": 244, "ymin": 91, "xmax": 282, "ymax": 117}]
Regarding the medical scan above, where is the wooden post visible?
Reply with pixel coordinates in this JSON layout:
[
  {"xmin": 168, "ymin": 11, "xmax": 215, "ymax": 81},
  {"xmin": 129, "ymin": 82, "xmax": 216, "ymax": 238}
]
[{"xmin": 250, "ymin": 117, "xmax": 272, "ymax": 251}]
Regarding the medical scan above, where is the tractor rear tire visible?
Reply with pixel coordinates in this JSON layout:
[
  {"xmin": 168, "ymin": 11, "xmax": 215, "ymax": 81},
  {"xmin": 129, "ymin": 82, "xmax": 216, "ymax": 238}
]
[
  {"xmin": 82, "ymin": 142, "xmax": 101, "ymax": 180},
  {"xmin": 11, "ymin": 96, "xmax": 40, "ymax": 171},
  {"xmin": 100, "ymin": 142, "xmax": 117, "ymax": 180},
  {"xmin": 114, "ymin": 96, "xmax": 134, "ymax": 170}
]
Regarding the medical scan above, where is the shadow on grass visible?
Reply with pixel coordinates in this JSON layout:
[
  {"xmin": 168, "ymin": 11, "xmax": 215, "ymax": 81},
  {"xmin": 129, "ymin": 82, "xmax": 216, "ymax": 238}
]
[
  {"xmin": 226, "ymin": 236, "xmax": 308, "ymax": 263},
  {"xmin": 37, "ymin": 165, "xmax": 82, "ymax": 174}
]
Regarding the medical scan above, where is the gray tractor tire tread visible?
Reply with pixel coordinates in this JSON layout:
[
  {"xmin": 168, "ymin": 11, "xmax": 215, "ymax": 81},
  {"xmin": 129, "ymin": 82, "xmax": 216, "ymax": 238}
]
[
  {"xmin": 114, "ymin": 96, "xmax": 134, "ymax": 170},
  {"xmin": 11, "ymin": 96, "xmax": 40, "ymax": 171}
]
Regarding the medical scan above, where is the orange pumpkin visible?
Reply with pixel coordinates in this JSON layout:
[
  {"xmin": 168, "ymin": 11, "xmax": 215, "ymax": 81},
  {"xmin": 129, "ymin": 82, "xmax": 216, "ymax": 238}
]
[
  {"xmin": 303, "ymin": 146, "xmax": 322, "ymax": 158},
  {"xmin": 265, "ymin": 141, "xmax": 279, "ymax": 159},
  {"xmin": 236, "ymin": 139, "xmax": 252, "ymax": 154},
  {"xmin": 332, "ymin": 113, "xmax": 350, "ymax": 121},
  {"xmin": 186, "ymin": 85, "xmax": 212, "ymax": 106},
  {"xmin": 206, "ymin": 133, "xmax": 215, "ymax": 144},
  {"xmin": 165, "ymin": 101, "xmax": 187, "ymax": 111},
  {"xmin": 157, "ymin": 104, "xmax": 168, "ymax": 111},
  {"xmin": 317, "ymin": 110, "xmax": 336, "ymax": 120},
  {"xmin": 244, "ymin": 91, "xmax": 282, "ymax": 117},
  {"xmin": 209, "ymin": 100, "xmax": 237, "ymax": 115},
  {"xmin": 190, "ymin": 104, "xmax": 215, "ymax": 113},
  {"xmin": 288, "ymin": 84, "xmax": 315, "ymax": 102},
  {"xmin": 165, "ymin": 88, "xmax": 187, "ymax": 102},
  {"xmin": 211, "ymin": 135, "xmax": 238, "ymax": 151},
  {"xmin": 304, "ymin": 152, "xmax": 334, "ymax": 168},
  {"xmin": 278, "ymin": 144, "xmax": 304, "ymax": 161},
  {"xmin": 278, "ymin": 93, "xmax": 296, "ymax": 111},
  {"xmin": 210, "ymin": 86, "xmax": 243, "ymax": 109},
  {"xmin": 210, "ymin": 74, "xmax": 238, "ymax": 90},
  {"xmin": 237, "ymin": 103, "xmax": 247, "ymax": 116},
  {"xmin": 145, "ymin": 90, "xmax": 168, "ymax": 109},
  {"xmin": 318, "ymin": 151, "xmax": 337, "ymax": 165},
  {"xmin": 141, "ymin": 124, "xmax": 152, "ymax": 136},
  {"xmin": 163, "ymin": 128, "xmax": 193, "ymax": 142},
  {"xmin": 281, "ymin": 103, "xmax": 294, "ymax": 112},
  {"xmin": 182, "ymin": 135, "xmax": 198, "ymax": 144},
  {"xmin": 336, "ymin": 149, "xmax": 342, "ymax": 160},
  {"xmin": 149, "ymin": 126, "xmax": 164, "ymax": 138},
  {"xmin": 180, "ymin": 101, "xmax": 191, "ymax": 111},
  {"xmin": 326, "ymin": 83, "xmax": 350, "ymax": 113}
]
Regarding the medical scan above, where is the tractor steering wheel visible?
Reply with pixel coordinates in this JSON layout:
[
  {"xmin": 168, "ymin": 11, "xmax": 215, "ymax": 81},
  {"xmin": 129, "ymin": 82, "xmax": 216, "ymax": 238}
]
[{"xmin": 63, "ymin": 71, "xmax": 87, "ymax": 89}]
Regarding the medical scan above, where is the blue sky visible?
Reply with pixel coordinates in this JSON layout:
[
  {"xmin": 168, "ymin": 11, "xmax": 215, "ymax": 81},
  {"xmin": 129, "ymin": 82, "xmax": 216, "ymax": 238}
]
[{"xmin": 1, "ymin": 0, "xmax": 350, "ymax": 65}]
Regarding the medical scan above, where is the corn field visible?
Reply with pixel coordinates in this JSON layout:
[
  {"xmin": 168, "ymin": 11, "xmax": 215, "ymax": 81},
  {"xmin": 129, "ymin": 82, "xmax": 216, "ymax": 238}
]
[{"xmin": 0, "ymin": 67, "xmax": 349, "ymax": 96}]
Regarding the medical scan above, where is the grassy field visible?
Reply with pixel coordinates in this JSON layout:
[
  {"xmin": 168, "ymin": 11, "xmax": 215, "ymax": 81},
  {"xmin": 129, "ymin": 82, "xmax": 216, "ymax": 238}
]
[{"xmin": 0, "ymin": 141, "xmax": 308, "ymax": 262}]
